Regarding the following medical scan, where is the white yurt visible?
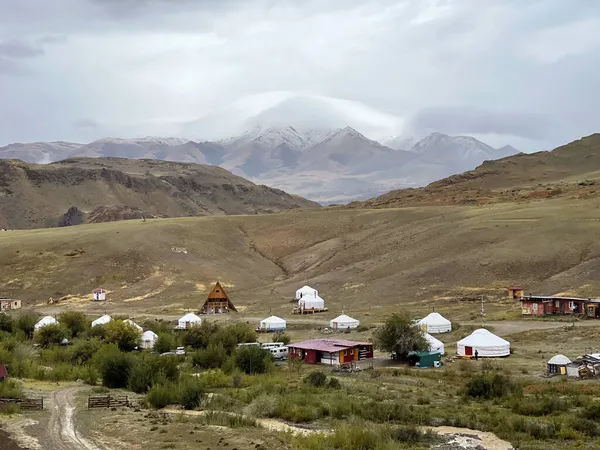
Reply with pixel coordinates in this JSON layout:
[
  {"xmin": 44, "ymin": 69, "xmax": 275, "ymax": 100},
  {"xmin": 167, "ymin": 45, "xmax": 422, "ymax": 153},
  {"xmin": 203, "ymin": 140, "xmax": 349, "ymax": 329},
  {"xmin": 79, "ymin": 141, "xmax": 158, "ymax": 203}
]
[
  {"xmin": 91, "ymin": 314, "xmax": 112, "ymax": 328},
  {"xmin": 34, "ymin": 316, "xmax": 58, "ymax": 330},
  {"xmin": 418, "ymin": 312, "xmax": 452, "ymax": 334},
  {"xmin": 330, "ymin": 314, "xmax": 360, "ymax": 330},
  {"xmin": 259, "ymin": 316, "xmax": 287, "ymax": 331},
  {"xmin": 177, "ymin": 313, "xmax": 201, "ymax": 329},
  {"xmin": 123, "ymin": 319, "xmax": 143, "ymax": 332},
  {"xmin": 456, "ymin": 328, "xmax": 510, "ymax": 357},
  {"xmin": 296, "ymin": 285, "xmax": 325, "ymax": 309},
  {"xmin": 424, "ymin": 333, "xmax": 445, "ymax": 355},
  {"xmin": 141, "ymin": 330, "xmax": 159, "ymax": 350},
  {"xmin": 547, "ymin": 354, "xmax": 571, "ymax": 375}
]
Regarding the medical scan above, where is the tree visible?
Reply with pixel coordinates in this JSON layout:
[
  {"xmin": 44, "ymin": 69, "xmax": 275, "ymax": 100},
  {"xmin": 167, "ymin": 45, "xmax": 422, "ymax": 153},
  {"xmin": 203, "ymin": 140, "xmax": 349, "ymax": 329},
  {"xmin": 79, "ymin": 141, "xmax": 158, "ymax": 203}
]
[
  {"xmin": 154, "ymin": 332, "xmax": 175, "ymax": 354},
  {"xmin": 192, "ymin": 343, "xmax": 227, "ymax": 369},
  {"xmin": 104, "ymin": 320, "xmax": 142, "ymax": 352},
  {"xmin": 182, "ymin": 321, "xmax": 218, "ymax": 349},
  {"xmin": 234, "ymin": 346, "xmax": 272, "ymax": 374},
  {"xmin": 0, "ymin": 313, "xmax": 12, "ymax": 332},
  {"xmin": 273, "ymin": 332, "xmax": 291, "ymax": 345},
  {"xmin": 34, "ymin": 324, "xmax": 69, "ymax": 347},
  {"xmin": 373, "ymin": 313, "xmax": 428, "ymax": 360},
  {"xmin": 95, "ymin": 345, "xmax": 133, "ymax": 388},
  {"xmin": 16, "ymin": 314, "xmax": 39, "ymax": 339},
  {"xmin": 60, "ymin": 311, "xmax": 88, "ymax": 338}
]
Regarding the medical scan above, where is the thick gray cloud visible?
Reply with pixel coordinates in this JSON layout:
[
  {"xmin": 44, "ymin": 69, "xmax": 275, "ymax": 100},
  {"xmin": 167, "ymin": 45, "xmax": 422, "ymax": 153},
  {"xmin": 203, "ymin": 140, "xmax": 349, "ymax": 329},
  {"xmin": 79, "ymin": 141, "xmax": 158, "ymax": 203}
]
[{"xmin": 0, "ymin": 0, "xmax": 599, "ymax": 150}]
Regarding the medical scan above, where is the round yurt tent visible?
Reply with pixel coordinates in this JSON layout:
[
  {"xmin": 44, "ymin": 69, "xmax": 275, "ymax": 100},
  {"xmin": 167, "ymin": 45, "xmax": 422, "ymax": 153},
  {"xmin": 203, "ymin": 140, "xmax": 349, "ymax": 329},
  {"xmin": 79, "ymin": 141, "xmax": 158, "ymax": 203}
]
[
  {"xmin": 456, "ymin": 328, "xmax": 510, "ymax": 358},
  {"xmin": 177, "ymin": 313, "xmax": 201, "ymax": 329},
  {"xmin": 123, "ymin": 319, "xmax": 143, "ymax": 332},
  {"xmin": 260, "ymin": 316, "xmax": 287, "ymax": 331},
  {"xmin": 141, "ymin": 330, "xmax": 159, "ymax": 350},
  {"xmin": 418, "ymin": 313, "xmax": 452, "ymax": 334},
  {"xmin": 424, "ymin": 333, "xmax": 445, "ymax": 355},
  {"xmin": 330, "ymin": 314, "xmax": 360, "ymax": 330},
  {"xmin": 296, "ymin": 285, "xmax": 318, "ymax": 300},
  {"xmin": 34, "ymin": 316, "xmax": 58, "ymax": 330},
  {"xmin": 547, "ymin": 354, "xmax": 571, "ymax": 375},
  {"xmin": 91, "ymin": 315, "xmax": 112, "ymax": 328}
]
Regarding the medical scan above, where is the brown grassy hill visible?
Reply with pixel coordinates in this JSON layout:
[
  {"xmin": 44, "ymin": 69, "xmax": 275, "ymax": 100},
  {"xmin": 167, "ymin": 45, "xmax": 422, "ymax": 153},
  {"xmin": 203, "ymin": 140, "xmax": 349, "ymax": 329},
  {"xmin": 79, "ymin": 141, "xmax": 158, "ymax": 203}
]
[
  {"xmin": 355, "ymin": 134, "xmax": 600, "ymax": 208},
  {"xmin": 3, "ymin": 198, "xmax": 600, "ymax": 322},
  {"xmin": 0, "ymin": 157, "xmax": 318, "ymax": 229}
]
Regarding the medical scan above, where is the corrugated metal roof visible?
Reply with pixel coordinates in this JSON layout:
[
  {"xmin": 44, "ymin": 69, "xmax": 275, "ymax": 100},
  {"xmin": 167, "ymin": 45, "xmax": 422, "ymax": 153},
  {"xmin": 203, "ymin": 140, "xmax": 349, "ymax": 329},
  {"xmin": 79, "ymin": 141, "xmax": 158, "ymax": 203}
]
[
  {"xmin": 523, "ymin": 295, "xmax": 600, "ymax": 303},
  {"xmin": 289, "ymin": 338, "xmax": 371, "ymax": 353}
]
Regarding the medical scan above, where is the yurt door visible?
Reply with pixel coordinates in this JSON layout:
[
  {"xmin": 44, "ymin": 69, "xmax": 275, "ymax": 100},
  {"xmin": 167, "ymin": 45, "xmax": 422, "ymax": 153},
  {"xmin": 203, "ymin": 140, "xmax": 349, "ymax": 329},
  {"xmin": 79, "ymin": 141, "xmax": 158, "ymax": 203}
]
[
  {"xmin": 560, "ymin": 366, "xmax": 566, "ymax": 375},
  {"xmin": 465, "ymin": 346, "xmax": 473, "ymax": 356}
]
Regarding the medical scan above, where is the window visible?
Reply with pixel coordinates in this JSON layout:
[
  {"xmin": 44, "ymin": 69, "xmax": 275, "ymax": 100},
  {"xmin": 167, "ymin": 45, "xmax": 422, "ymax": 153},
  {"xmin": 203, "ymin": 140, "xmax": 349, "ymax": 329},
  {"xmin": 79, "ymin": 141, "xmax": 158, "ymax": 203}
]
[
  {"xmin": 344, "ymin": 350, "xmax": 348, "ymax": 356},
  {"xmin": 569, "ymin": 301, "xmax": 575, "ymax": 310},
  {"xmin": 532, "ymin": 303, "xmax": 538, "ymax": 311},
  {"xmin": 350, "ymin": 349, "xmax": 354, "ymax": 355}
]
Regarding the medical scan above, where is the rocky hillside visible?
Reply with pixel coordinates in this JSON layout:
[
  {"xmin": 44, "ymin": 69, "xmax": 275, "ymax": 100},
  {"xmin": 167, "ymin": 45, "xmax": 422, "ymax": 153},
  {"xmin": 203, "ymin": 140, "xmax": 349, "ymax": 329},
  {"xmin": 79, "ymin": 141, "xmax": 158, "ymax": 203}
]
[
  {"xmin": 0, "ymin": 158, "xmax": 319, "ymax": 229},
  {"xmin": 355, "ymin": 134, "xmax": 600, "ymax": 208}
]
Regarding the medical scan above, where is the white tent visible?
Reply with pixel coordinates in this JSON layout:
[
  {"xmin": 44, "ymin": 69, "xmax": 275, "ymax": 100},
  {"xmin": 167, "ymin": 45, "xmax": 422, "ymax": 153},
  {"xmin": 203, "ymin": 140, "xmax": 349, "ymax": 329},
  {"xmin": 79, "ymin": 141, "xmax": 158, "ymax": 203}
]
[
  {"xmin": 34, "ymin": 316, "xmax": 58, "ymax": 330},
  {"xmin": 295, "ymin": 285, "xmax": 318, "ymax": 299},
  {"xmin": 418, "ymin": 312, "xmax": 452, "ymax": 334},
  {"xmin": 296, "ymin": 285, "xmax": 325, "ymax": 309},
  {"xmin": 330, "ymin": 314, "xmax": 359, "ymax": 330},
  {"xmin": 141, "ymin": 330, "xmax": 158, "ymax": 350},
  {"xmin": 177, "ymin": 313, "xmax": 201, "ymax": 329},
  {"xmin": 123, "ymin": 319, "xmax": 143, "ymax": 332},
  {"xmin": 548, "ymin": 354, "xmax": 571, "ymax": 375},
  {"xmin": 456, "ymin": 328, "xmax": 510, "ymax": 357},
  {"xmin": 259, "ymin": 316, "xmax": 287, "ymax": 331},
  {"xmin": 424, "ymin": 333, "xmax": 445, "ymax": 355},
  {"xmin": 91, "ymin": 315, "xmax": 112, "ymax": 328}
]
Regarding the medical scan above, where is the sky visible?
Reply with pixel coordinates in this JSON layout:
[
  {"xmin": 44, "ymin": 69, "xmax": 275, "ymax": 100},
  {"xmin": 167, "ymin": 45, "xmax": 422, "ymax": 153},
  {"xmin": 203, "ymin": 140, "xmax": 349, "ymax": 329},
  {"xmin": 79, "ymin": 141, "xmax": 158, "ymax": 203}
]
[{"xmin": 1, "ymin": 0, "xmax": 599, "ymax": 150}]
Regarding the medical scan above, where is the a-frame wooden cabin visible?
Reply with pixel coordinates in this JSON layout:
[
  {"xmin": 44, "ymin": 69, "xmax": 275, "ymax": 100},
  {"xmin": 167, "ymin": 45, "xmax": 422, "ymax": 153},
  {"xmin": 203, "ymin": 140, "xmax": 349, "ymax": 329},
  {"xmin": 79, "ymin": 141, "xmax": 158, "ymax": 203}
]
[{"xmin": 200, "ymin": 282, "xmax": 237, "ymax": 314}]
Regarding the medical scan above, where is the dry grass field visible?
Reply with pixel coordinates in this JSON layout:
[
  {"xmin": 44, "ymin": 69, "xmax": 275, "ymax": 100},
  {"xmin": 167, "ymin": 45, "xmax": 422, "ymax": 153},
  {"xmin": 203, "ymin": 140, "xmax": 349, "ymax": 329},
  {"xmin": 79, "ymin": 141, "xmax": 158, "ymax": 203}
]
[{"xmin": 3, "ymin": 197, "xmax": 600, "ymax": 326}]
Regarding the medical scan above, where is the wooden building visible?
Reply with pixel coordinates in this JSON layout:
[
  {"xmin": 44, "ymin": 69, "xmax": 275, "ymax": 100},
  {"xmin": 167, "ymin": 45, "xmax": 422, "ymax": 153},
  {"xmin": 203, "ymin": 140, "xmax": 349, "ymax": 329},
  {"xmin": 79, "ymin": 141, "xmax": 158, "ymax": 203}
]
[
  {"xmin": 288, "ymin": 339, "xmax": 373, "ymax": 368},
  {"xmin": 200, "ymin": 282, "xmax": 237, "ymax": 314},
  {"xmin": 520, "ymin": 295, "xmax": 600, "ymax": 317},
  {"xmin": 0, "ymin": 298, "xmax": 21, "ymax": 311},
  {"xmin": 507, "ymin": 286, "xmax": 524, "ymax": 300}
]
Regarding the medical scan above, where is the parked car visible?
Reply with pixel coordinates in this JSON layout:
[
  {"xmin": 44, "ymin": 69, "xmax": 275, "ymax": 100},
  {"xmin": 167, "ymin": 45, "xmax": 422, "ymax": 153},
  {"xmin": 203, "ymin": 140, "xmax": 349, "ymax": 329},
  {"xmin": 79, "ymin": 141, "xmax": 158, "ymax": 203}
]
[{"xmin": 175, "ymin": 347, "xmax": 186, "ymax": 355}]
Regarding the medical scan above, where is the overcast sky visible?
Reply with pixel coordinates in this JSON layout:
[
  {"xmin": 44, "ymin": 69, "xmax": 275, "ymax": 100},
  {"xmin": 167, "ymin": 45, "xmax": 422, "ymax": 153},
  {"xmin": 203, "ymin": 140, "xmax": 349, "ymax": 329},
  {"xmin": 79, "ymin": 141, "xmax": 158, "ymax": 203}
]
[{"xmin": 1, "ymin": 0, "xmax": 599, "ymax": 150}]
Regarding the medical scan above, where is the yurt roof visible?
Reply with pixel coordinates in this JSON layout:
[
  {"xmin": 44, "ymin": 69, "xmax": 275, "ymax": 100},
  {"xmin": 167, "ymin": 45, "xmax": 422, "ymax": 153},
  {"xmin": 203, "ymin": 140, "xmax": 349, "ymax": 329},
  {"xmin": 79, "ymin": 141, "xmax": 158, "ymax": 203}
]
[
  {"xmin": 179, "ymin": 312, "xmax": 201, "ymax": 322},
  {"xmin": 332, "ymin": 314, "xmax": 358, "ymax": 323},
  {"xmin": 92, "ymin": 314, "xmax": 111, "ymax": 323},
  {"xmin": 457, "ymin": 328, "xmax": 509, "ymax": 347},
  {"xmin": 142, "ymin": 330, "xmax": 158, "ymax": 340},
  {"xmin": 419, "ymin": 312, "xmax": 451, "ymax": 325},
  {"xmin": 123, "ymin": 319, "xmax": 142, "ymax": 330},
  {"xmin": 296, "ymin": 285, "xmax": 318, "ymax": 295},
  {"xmin": 261, "ymin": 315, "xmax": 286, "ymax": 324},
  {"xmin": 548, "ymin": 354, "xmax": 571, "ymax": 365},
  {"xmin": 424, "ymin": 333, "xmax": 443, "ymax": 347},
  {"xmin": 37, "ymin": 316, "xmax": 57, "ymax": 325}
]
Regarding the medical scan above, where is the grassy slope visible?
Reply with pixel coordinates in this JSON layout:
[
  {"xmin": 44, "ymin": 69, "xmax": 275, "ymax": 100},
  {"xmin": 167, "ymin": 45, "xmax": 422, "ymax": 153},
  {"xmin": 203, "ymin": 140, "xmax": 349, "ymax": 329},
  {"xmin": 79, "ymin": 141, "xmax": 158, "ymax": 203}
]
[{"xmin": 3, "ymin": 197, "xmax": 600, "ymax": 321}]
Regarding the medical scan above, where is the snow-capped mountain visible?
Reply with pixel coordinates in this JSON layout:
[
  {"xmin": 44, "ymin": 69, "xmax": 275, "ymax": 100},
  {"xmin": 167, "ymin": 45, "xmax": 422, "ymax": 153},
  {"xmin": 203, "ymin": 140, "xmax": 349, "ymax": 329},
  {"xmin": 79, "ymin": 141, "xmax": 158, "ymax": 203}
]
[{"xmin": 0, "ymin": 128, "xmax": 519, "ymax": 204}]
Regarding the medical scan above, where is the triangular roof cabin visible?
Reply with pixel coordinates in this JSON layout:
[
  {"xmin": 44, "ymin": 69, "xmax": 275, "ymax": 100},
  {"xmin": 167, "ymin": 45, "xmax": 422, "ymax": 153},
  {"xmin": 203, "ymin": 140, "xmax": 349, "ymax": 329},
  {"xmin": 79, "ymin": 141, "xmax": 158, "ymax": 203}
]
[{"xmin": 200, "ymin": 282, "xmax": 237, "ymax": 314}]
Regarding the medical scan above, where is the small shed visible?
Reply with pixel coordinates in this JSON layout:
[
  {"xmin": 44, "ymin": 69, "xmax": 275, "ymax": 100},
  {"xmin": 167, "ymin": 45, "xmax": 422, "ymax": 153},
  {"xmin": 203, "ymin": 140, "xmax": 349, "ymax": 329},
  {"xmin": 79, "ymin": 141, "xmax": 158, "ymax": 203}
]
[
  {"xmin": 259, "ymin": 316, "xmax": 287, "ymax": 331},
  {"xmin": 123, "ymin": 319, "xmax": 143, "ymax": 332},
  {"xmin": 91, "ymin": 315, "xmax": 112, "ymax": 327},
  {"xmin": 424, "ymin": 333, "xmax": 445, "ymax": 355},
  {"xmin": 177, "ymin": 313, "xmax": 201, "ymax": 329},
  {"xmin": 141, "ymin": 330, "xmax": 158, "ymax": 350},
  {"xmin": 408, "ymin": 351, "xmax": 442, "ymax": 368},
  {"xmin": 330, "ymin": 314, "xmax": 359, "ymax": 330},
  {"xmin": 508, "ymin": 286, "xmax": 524, "ymax": 300},
  {"xmin": 92, "ymin": 289, "xmax": 106, "ymax": 301},
  {"xmin": 418, "ymin": 313, "xmax": 452, "ymax": 334},
  {"xmin": 547, "ymin": 354, "xmax": 571, "ymax": 375},
  {"xmin": 34, "ymin": 316, "xmax": 58, "ymax": 330},
  {"xmin": 0, "ymin": 363, "xmax": 8, "ymax": 381},
  {"xmin": 0, "ymin": 298, "xmax": 21, "ymax": 311}
]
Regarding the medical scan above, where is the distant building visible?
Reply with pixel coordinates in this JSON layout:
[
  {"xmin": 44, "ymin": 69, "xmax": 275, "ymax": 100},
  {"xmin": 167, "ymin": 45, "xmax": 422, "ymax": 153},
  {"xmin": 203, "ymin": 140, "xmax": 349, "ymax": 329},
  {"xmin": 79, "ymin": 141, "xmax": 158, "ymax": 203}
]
[
  {"xmin": 141, "ymin": 330, "xmax": 158, "ymax": 350},
  {"xmin": 288, "ymin": 338, "xmax": 373, "ymax": 368},
  {"xmin": 34, "ymin": 316, "xmax": 58, "ymax": 330},
  {"xmin": 508, "ymin": 286, "xmax": 524, "ymax": 300},
  {"xmin": 177, "ymin": 313, "xmax": 202, "ymax": 329},
  {"xmin": 0, "ymin": 363, "xmax": 8, "ymax": 381},
  {"xmin": 0, "ymin": 299, "xmax": 21, "ymax": 311},
  {"xmin": 92, "ymin": 289, "xmax": 106, "ymax": 301},
  {"xmin": 520, "ymin": 295, "xmax": 600, "ymax": 317},
  {"xmin": 200, "ymin": 282, "xmax": 237, "ymax": 314},
  {"xmin": 293, "ymin": 285, "xmax": 327, "ymax": 314}
]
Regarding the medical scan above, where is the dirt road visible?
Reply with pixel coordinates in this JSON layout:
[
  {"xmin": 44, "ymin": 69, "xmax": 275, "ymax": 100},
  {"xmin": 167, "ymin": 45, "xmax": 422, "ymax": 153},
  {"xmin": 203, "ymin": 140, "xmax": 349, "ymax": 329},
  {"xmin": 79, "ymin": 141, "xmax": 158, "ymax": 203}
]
[
  {"xmin": 46, "ymin": 387, "xmax": 101, "ymax": 450},
  {"xmin": 463, "ymin": 319, "xmax": 600, "ymax": 336}
]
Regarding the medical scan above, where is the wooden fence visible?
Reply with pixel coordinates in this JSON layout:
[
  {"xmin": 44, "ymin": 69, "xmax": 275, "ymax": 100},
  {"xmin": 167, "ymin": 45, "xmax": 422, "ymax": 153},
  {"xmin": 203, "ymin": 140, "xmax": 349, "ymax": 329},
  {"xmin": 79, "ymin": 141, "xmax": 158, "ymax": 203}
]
[
  {"xmin": 0, "ymin": 397, "xmax": 44, "ymax": 411},
  {"xmin": 87, "ymin": 395, "xmax": 130, "ymax": 409}
]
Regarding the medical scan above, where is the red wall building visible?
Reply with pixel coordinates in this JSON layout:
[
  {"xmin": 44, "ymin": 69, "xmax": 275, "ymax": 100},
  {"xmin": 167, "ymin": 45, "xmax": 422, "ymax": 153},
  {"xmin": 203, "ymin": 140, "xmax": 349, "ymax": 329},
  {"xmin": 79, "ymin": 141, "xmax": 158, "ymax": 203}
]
[
  {"xmin": 288, "ymin": 339, "xmax": 373, "ymax": 367},
  {"xmin": 521, "ymin": 296, "xmax": 600, "ymax": 317}
]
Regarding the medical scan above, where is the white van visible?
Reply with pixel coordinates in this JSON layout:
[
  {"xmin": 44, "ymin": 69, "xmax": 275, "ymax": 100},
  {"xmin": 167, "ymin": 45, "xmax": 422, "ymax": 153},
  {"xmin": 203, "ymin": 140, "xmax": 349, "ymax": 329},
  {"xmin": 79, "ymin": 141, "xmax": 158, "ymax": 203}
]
[
  {"xmin": 237, "ymin": 342, "xmax": 261, "ymax": 348},
  {"xmin": 261, "ymin": 342, "xmax": 285, "ymax": 350},
  {"xmin": 269, "ymin": 346, "xmax": 288, "ymax": 360}
]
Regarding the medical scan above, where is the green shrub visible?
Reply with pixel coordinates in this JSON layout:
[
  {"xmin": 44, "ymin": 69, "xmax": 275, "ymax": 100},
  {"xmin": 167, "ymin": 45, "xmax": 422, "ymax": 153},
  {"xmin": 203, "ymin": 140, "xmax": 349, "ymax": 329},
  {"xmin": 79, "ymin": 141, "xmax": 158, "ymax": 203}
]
[
  {"xmin": 59, "ymin": 311, "xmax": 88, "ymax": 338},
  {"xmin": 510, "ymin": 395, "xmax": 568, "ymax": 416},
  {"xmin": 104, "ymin": 321, "xmax": 142, "ymax": 352},
  {"xmin": 0, "ymin": 313, "xmax": 13, "ymax": 332},
  {"xmin": 178, "ymin": 378, "xmax": 204, "ymax": 410},
  {"xmin": 34, "ymin": 324, "xmax": 69, "ymax": 347},
  {"xmin": 72, "ymin": 339, "xmax": 102, "ymax": 365},
  {"xmin": 305, "ymin": 371, "xmax": 327, "ymax": 388},
  {"xmin": 154, "ymin": 332, "xmax": 175, "ymax": 354},
  {"xmin": 95, "ymin": 345, "xmax": 133, "ymax": 388},
  {"xmin": 234, "ymin": 346, "xmax": 272, "ymax": 374},
  {"xmin": 243, "ymin": 393, "xmax": 278, "ymax": 418},
  {"xmin": 147, "ymin": 383, "xmax": 178, "ymax": 409},
  {"xmin": 327, "ymin": 377, "xmax": 341, "ymax": 390},
  {"xmin": 16, "ymin": 314, "xmax": 39, "ymax": 339},
  {"xmin": 192, "ymin": 343, "xmax": 227, "ymax": 369},
  {"xmin": 0, "ymin": 379, "xmax": 23, "ymax": 399},
  {"xmin": 273, "ymin": 332, "xmax": 291, "ymax": 345},
  {"xmin": 465, "ymin": 373, "xmax": 516, "ymax": 399}
]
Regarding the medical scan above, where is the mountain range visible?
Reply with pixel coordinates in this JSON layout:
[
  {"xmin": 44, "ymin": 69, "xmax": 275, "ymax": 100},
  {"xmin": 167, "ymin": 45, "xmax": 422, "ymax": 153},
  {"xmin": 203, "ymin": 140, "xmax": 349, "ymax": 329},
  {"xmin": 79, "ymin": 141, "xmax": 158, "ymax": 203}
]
[{"xmin": 0, "ymin": 128, "xmax": 519, "ymax": 203}]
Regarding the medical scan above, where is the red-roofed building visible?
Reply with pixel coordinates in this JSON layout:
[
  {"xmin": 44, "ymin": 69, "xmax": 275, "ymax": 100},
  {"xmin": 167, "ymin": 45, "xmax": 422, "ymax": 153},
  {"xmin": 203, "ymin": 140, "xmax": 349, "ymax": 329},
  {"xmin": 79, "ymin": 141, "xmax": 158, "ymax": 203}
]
[
  {"xmin": 508, "ymin": 286, "xmax": 524, "ymax": 300},
  {"xmin": 0, "ymin": 364, "xmax": 8, "ymax": 381},
  {"xmin": 288, "ymin": 338, "xmax": 373, "ymax": 368}
]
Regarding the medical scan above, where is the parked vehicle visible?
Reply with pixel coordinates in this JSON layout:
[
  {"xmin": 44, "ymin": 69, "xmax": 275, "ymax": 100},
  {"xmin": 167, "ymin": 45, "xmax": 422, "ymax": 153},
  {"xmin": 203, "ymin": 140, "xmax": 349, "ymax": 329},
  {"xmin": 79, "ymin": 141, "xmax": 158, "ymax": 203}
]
[
  {"xmin": 175, "ymin": 347, "xmax": 186, "ymax": 355},
  {"xmin": 269, "ymin": 346, "xmax": 288, "ymax": 360},
  {"xmin": 261, "ymin": 342, "xmax": 285, "ymax": 350}
]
